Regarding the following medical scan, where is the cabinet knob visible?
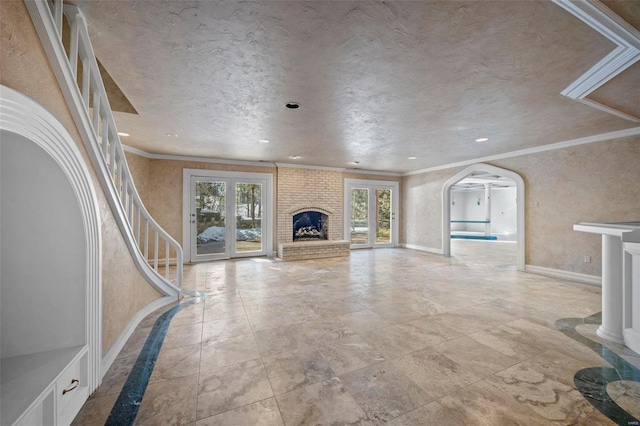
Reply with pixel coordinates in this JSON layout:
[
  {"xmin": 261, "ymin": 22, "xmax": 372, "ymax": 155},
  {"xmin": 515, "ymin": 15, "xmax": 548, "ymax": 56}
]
[{"xmin": 62, "ymin": 379, "xmax": 79, "ymax": 395}]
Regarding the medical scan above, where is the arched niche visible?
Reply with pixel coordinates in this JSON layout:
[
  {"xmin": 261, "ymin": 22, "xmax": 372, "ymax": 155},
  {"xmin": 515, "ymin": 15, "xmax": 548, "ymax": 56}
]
[
  {"xmin": 442, "ymin": 163, "xmax": 525, "ymax": 271},
  {"xmin": 0, "ymin": 85, "xmax": 101, "ymax": 425}
]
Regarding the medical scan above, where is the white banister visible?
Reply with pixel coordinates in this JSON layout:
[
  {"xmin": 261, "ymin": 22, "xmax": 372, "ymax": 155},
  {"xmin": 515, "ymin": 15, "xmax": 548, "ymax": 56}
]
[
  {"xmin": 81, "ymin": 57, "xmax": 90, "ymax": 105},
  {"xmin": 68, "ymin": 17, "xmax": 78, "ymax": 78},
  {"xmin": 144, "ymin": 221, "xmax": 149, "ymax": 260},
  {"xmin": 136, "ymin": 210, "xmax": 141, "ymax": 246},
  {"xmin": 91, "ymin": 89, "xmax": 100, "ymax": 130},
  {"xmin": 154, "ymin": 232, "xmax": 159, "ymax": 271},
  {"xmin": 24, "ymin": 0, "xmax": 182, "ymax": 298},
  {"xmin": 109, "ymin": 137, "xmax": 116, "ymax": 176},
  {"xmin": 101, "ymin": 118, "xmax": 108, "ymax": 158},
  {"xmin": 53, "ymin": 0, "xmax": 62, "ymax": 38}
]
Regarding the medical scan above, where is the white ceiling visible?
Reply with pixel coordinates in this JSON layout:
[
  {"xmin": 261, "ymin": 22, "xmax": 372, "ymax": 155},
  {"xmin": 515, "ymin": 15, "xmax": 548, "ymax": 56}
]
[
  {"xmin": 74, "ymin": 0, "xmax": 640, "ymax": 173},
  {"xmin": 451, "ymin": 172, "xmax": 516, "ymax": 191}
]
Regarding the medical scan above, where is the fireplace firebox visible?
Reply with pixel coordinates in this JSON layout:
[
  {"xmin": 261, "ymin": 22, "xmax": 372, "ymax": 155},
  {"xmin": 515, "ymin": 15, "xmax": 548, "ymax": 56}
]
[{"xmin": 293, "ymin": 211, "xmax": 328, "ymax": 241}]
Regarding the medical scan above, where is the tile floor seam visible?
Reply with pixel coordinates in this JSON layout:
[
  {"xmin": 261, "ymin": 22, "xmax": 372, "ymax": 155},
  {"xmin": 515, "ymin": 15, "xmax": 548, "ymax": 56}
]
[
  {"xmin": 240, "ymin": 282, "xmax": 288, "ymax": 425},
  {"xmin": 194, "ymin": 298, "xmax": 208, "ymax": 425},
  {"xmin": 198, "ymin": 395, "xmax": 281, "ymax": 424},
  {"xmin": 448, "ymin": 378, "xmax": 557, "ymax": 426}
]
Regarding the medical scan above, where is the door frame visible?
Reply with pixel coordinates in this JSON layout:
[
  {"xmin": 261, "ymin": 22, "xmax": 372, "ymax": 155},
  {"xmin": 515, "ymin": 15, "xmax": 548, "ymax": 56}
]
[
  {"xmin": 442, "ymin": 163, "xmax": 525, "ymax": 271},
  {"xmin": 182, "ymin": 169, "xmax": 273, "ymax": 262},
  {"xmin": 344, "ymin": 179, "xmax": 400, "ymax": 249}
]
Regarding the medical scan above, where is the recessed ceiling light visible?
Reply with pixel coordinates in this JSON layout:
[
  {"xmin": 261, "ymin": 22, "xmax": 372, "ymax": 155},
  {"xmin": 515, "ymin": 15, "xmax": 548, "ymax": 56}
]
[
  {"xmin": 289, "ymin": 155, "xmax": 301, "ymax": 160},
  {"xmin": 475, "ymin": 137, "xmax": 489, "ymax": 142},
  {"xmin": 408, "ymin": 156, "xmax": 417, "ymax": 160},
  {"xmin": 166, "ymin": 132, "xmax": 179, "ymax": 137},
  {"xmin": 258, "ymin": 139, "xmax": 270, "ymax": 144},
  {"xmin": 285, "ymin": 102, "xmax": 300, "ymax": 109},
  {"xmin": 117, "ymin": 132, "xmax": 130, "ymax": 137}
]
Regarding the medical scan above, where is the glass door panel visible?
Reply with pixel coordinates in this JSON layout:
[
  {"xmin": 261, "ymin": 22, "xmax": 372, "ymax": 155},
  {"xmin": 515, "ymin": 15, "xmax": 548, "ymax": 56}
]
[
  {"xmin": 351, "ymin": 188, "xmax": 369, "ymax": 245},
  {"xmin": 375, "ymin": 189, "xmax": 392, "ymax": 244},
  {"xmin": 345, "ymin": 180, "xmax": 398, "ymax": 249},
  {"xmin": 194, "ymin": 180, "xmax": 227, "ymax": 259},
  {"xmin": 187, "ymin": 172, "xmax": 271, "ymax": 262},
  {"xmin": 235, "ymin": 182, "xmax": 263, "ymax": 253}
]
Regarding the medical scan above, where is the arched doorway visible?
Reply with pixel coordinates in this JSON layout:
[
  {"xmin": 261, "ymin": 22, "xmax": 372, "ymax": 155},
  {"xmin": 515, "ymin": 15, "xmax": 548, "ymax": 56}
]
[
  {"xmin": 442, "ymin": 163, "xmax": 525, "ymax": 271},
  {"xmin": 1, "ymin": 85, "xmax": 101, "ymax": 424}
]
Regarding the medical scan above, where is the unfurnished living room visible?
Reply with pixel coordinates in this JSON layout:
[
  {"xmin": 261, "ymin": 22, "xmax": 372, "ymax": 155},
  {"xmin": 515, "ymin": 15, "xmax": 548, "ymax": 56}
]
[{"xmin": 1, "ymin": 0, "xmax": 640, "ymax": 425}]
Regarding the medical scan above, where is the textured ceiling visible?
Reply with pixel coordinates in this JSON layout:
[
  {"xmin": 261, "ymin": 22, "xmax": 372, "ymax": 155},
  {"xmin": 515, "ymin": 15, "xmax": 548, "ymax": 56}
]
[
  {"xmin": 588, "ymin": 61, "xmax": 640, "ymax": 118},
  {"xmin": 75, "ymin": 0, "xmax": 640, "ymax": 173}
]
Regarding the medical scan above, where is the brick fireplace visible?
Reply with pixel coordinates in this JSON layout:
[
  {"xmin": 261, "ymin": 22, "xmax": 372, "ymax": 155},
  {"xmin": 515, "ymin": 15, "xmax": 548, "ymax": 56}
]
[{"xmin": 276, "ymin": 167, "xmax": 350, "ymax": 260}]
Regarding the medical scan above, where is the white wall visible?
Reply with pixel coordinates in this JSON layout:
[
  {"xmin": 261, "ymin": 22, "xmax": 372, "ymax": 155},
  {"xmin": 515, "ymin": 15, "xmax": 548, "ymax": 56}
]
[
  {"xmin": 491, "ymin": 187, "xmax": 517, "ymax": 236},
  {"xmin": 451, "ymin": 189, "xmax": 485, "ymax": 232},
  {"xmin": 1, "ymin": 131, "xmax": 86, "ymax": 358},
  {"xmin": 450, "ymin": 186, "xmax": 517, "ymax": 237}
]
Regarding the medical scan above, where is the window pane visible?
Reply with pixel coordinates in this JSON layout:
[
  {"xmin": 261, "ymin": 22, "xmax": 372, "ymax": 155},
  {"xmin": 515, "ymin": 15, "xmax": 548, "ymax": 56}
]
[
  {"xmin": 376, "ymin": 189, "xmax": 391, "ymax": 243},
  {"xmin": 196, "ymin": 181, "xmax": 226, "ymax": 255},
  {"xmin": 236, "ymin": 182, "xmax": 262, "ymax": 252},
  {"xmin": 351, "ymin": 188, "xmax": 369, "ymax": 244}
]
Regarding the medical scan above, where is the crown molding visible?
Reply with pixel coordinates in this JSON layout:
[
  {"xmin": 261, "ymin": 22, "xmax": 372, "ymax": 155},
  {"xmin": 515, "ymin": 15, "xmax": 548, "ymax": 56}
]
[
  {"xmin": 122, "ymin": 144, "xmax": 277, "ymax": 167},
  {"xmin": 403, "ymin": 126, "xmax": 640, "ymax": 176},
  {"xmin": 275, "ymin": 162, "xmax": 346, "ymax": 172},
  {"xmin": 125, "ymin": 126, "xmax": 640, "ymax": 177},
  {"xmin": 341, "ymin": 168, "xmax": 402, "ymax": 177},
  {"xmin": 552, "ymin": 0, "xmax": 640, "ymax": 122},
  {"xmin": 123, "ymin": 145, "xmax": 403, "ymax": 175}
]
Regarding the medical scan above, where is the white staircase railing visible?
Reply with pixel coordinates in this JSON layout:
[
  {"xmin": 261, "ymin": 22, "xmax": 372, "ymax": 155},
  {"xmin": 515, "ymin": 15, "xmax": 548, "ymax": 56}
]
[{"xmin": 25, "ymin": 0, "xmax": 182, "ymax": 297}]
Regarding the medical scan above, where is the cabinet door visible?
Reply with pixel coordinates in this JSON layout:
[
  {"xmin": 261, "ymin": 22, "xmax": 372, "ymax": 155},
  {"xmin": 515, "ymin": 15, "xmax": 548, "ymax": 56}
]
[{"xmin": 15, "ymin": 390, "xmax": 55, "ymax": 426}]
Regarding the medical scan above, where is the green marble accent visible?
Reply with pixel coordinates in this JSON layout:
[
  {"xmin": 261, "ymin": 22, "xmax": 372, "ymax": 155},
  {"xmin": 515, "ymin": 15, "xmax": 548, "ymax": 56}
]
[{"xmin": 556, "ymin": 312, "xmax": 640, "ymax": 424}]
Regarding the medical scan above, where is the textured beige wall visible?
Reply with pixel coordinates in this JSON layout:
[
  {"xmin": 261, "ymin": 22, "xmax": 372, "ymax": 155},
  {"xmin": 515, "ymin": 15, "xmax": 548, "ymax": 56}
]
[
  {"xmin": 401, "ymin": 137, "xmax": 640, "ymax": 276},
  {"xmin": 124, "ymin": 151, "xmax": 153, "ymax": 207},
  {"xmin": 143, "ymin": 159, "xmax": 276, "ymax": 248},
  {"xmin": 1, "ymin": 1, "xmax": 161, "ymax": 355}
]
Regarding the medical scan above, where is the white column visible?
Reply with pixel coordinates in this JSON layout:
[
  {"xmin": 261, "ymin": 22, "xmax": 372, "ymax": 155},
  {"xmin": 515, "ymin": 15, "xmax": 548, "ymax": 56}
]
[
  {"xmin": 484, "ymin": 183, "xmax": 492, "ymax": 236},
  {"xmin": 623, "ymin": 242, "xmax": 640, "ymax": 353},
  {"xmin": 597, "ymin": 234, "xmax": 625, "ymax": 344}
]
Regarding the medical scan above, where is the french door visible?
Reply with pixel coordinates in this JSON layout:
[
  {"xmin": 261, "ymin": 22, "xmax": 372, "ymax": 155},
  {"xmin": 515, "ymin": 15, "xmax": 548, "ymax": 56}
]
[
  {"xmin": 184, "ymin": 170, "xmax": 272, "ymax": 262},
  {"xmin": 344, "ymin": 179, "xmax": 399, "ymax": 249}
]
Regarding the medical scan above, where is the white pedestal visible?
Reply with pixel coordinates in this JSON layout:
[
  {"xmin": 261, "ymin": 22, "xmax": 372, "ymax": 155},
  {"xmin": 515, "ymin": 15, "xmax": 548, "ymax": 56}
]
[
  {"xmin": 623, "ymin": 242, "xmax": 640, "ymax": 354},
  {"xmin": 574, "ymin": 222, "xmax": 640, "ymax": 346}
]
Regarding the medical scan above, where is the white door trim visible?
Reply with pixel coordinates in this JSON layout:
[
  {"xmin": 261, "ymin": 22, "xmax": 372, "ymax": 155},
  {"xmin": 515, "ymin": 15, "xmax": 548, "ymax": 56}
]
[
  {"xmin": 344, "ymin": 179, "xmax": 400, "ymax": 248},
  {"xmin": 442, "ymin": 163, "xmax": 525, "ymax": 271},
  {"xmin": 182, "ymin": 169, "xmax": 274, "ymax": 261}
]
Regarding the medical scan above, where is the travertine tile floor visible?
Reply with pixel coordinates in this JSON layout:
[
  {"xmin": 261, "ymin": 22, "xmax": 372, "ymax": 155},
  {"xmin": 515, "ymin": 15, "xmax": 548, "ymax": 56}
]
[{"xmin": 73, "ymin": 241, "xmax": 640, "ymax": 425}]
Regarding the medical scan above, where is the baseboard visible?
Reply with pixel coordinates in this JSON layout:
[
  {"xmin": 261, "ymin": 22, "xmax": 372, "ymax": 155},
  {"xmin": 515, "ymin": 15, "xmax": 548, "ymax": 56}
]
[
  {"xmin": 401, "ymin": 243, "xmax": 444, "ymax": 255},
  {"xmin": 525, "ymin": 264, "xmax": 602, "ymax": 286},
  {"xmin": 101, "ymin": 295, "xmax": 176, "ymax": 378}
]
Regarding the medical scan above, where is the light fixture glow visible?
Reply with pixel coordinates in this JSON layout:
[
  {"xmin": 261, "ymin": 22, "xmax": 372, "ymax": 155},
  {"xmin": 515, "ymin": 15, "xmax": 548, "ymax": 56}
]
[
  {"xmin": 258, "ymin": 139, "xmax": 270, "ymax": 144},
  {"xmin": 289, "ymin": 155, "xmax": 301, "ymax": 160},
  {"xmin": 166, "ymin": 132, "xmax": 179, "ymax": 137},
  {"xmin": 351, "ymin": 161, "xmax": 360, "ymax": 165},
  {"xmin": 117, "ymin": 132, "xmax": 130, "ymax": 137},
  {"xmin": 475, "ymin": 137, "xmax": 489, "ymax": 142},
  {"xmin": 408, "ymin": 156, "xmax": 417, "ymax": 160}
]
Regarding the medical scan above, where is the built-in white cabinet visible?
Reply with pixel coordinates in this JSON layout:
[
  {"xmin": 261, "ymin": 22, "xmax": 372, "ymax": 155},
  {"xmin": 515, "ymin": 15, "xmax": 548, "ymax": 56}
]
[
  {"xmin": 0, "ymin": 130, "xmax": 91, "ymax": 425},
  {"xmin": 6, "ymin": 349, "xmax": 89, "ymax": 426},
  {"xmin": 1, "ymin": 86, "xmax": 101, "ymax": 426}
]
